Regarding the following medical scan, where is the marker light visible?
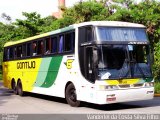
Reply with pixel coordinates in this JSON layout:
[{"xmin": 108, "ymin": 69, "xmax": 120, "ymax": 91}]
[
  {"xmin": 99, "ymin": 85, "xmax": 118, "ymax": 90},
  {"xmin": 145, "ymin": 82, "xmax": 154, "ymax": 87}
]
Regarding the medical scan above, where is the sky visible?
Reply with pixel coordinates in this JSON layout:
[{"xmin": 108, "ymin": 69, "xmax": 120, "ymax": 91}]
[
  {"xmin": 0, "ymin": 0, "xmax": 83, "ymax": 23},
  {"xmin": 0, "ymin": 0, "xmax": 156, "ymax": 23}
]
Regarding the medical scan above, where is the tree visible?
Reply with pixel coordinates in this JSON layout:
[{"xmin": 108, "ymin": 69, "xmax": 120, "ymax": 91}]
[
  {"xmin": 40, "ymin": 16, "xmax": 57, "ymax": 32},
  {"xmin": 0, "ymin": 22, "xmax": 16, "ymax": 50},
  {"xmin": 62, "ymin": 1, "xmax": 110, "ymax": 23},
  {"xmin": 1, "ymin": 13, "xmax": 12, "ymax": 24},
  {"xmin": 0, "ymin": 12, "xmax": 56, "ymax": 54},
  {"xmin": 15, "ymin": 12, "xmax": 45, "ymax": 36}
]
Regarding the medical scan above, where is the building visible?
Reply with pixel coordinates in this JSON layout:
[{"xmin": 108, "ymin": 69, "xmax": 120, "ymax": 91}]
[{"xmin": 52, "ymin": 0, "xmax": 66, "ymax": 18}]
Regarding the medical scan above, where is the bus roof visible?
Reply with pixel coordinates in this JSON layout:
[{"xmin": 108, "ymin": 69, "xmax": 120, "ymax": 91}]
[
  {"xmin": 4, "ymin": 21, "xmax": 146, "ymax": 47},
  {"xmin": 75, "ymin": 21, "xmax": 146, "ymax": 28}
]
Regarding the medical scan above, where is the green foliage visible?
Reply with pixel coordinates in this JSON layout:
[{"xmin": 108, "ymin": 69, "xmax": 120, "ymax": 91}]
[
  {"xmin": 129, "ymin": 0, "xmax": 160, "ymax": 45},
  {"xmin": 63, "ymin": 1, "xmax": 109, "ymax": 23},
  {"xmin": 0, "ymin": 12, "xmax": 57, "ymax": 53},
  {"xmin": 0, "ymin": 52, "xmax": 2, "ymax": 80},
  {"xmin": 51, "ymin": 17, "xmax": 75, "ymax": 30},
  {"xmin": 40, "ymin": 16, "xmax": 57, "ymax": 32},
  {"xmin": 0, "ymin": 22, "xmax": 17, "ymax": 52},
  {"xmin": 155, "ymin": 82, "xmax": 160, "ymax": 93},
  {"xmin": 0, "ymin": 73, "xmax": 2, "ymax": 80},
  {"xmin": 15, "ymin": 12, "xmax": 48, "ymax": 36},
  {"xmin": 153, "ymin": 42, "xmax": 160, "ymax": 81}
]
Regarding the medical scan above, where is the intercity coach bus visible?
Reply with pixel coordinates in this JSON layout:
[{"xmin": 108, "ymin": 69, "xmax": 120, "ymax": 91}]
[{"xmin": 2, "ymin": 21, "xmax": 154, "ymax": 107}]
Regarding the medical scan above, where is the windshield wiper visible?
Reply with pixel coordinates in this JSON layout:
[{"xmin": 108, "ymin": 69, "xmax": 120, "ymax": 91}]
[
  {"xmin": 119, "ymin": 58, "xmax": 131, "ymax": 79},
  {"xmin": 131, "ymin": 59, "xmax": 145, "ymax": 78},
  {"xmin": 118, "ymin": 58, "xmax": 146, "ymax": 79}
]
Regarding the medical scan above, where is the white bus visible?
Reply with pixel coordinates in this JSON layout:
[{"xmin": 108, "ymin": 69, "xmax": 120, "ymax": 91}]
[{"xmin": 3, "ymin": 21, "xmax": 154, "ymax": 107}]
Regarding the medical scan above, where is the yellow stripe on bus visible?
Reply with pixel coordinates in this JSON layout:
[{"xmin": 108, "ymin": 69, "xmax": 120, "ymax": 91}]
[
  {"xmin": 3, "ymin": 58, "xmax": 42, "ymax": 92},
  {"xmin": 105, "ymin": 79, "xmax": 139, "ymax": 85}
]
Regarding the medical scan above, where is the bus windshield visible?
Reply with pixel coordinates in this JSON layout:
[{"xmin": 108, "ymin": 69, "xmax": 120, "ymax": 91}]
[
  {"xmin": 96, "ymin": 27, "xmax": 148, "ymax": 41},
  {"xmin": 97, "ymin": 45, "xmax": 152, "ymax": 80}
]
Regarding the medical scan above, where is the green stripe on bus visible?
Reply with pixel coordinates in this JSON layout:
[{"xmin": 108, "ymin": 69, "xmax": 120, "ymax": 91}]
[
  {"xmin": 40, "ymin": 56, "xmax": 63, "ymax": 88},
  {"xmin": 34, "ymin": 57, "xmax": 52, "ymax": 87},
  {"xmin": 145, "ymin": 77, "xmax": 153, "ymax": 82}
]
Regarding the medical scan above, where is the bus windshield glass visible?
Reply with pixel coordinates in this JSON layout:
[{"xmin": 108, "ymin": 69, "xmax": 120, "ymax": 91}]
[
  {"xmin": 96, "ymin": 27, "xmax": 148, "ymax": 41},
  {"xmin": 97, "ymin": 45, "xmax": 152, "ymax": 80}
]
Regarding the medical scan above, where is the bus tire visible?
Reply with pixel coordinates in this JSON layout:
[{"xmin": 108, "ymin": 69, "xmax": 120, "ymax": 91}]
[
  {"xmin": 65, "ymin": 83, "xmax": 80, "ymax": 107},
  {"xmin": 17, "ymin": 80, "xmax": 25, "ymax": 96},
  {"xmin": 11, "ymin": 79, "xmax": 18, "ymax": 95}
]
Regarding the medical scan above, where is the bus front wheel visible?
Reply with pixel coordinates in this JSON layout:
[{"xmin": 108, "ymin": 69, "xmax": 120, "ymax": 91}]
[{"xmin": 65, "ymin": 83, "xmax": 80, "ymax": 107}]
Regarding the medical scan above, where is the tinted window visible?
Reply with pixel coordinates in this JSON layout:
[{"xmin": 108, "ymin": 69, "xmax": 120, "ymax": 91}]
[
  {"xmin": 27, "ymin": 43, "xmax": 31, "ymax": 57},
  {"xmin": 96, "ymin": 27, "xmax": 148, "ymax": 41},
  {"xmin": 37, "ymin": 40, "xmax": 44, "ymax": 55},
  {"xmin": 64, "ymin": 32, "xmax": 75, "ymax": 52},
  {"xmin": 14, "ymin": 47, "xmax": 17, "ymax": 59},
  {"xmin": 3, "ymin": 48, "xmax": 7, "ymax": 61},
  {"xmin": 9, "ymin": 47, "xmax": 14, "ymax": 59},
  {"xmin": 79, "ymin": 26, "xmax": 93, "ymax": 43},
  {"xmin": 51, "ymin": 37, "xmax": 58, "ymax": 53},
  {"xmin": 45, "ymin": 38, "xmax": 51, "ymax": 54},
  {"xmin": 32, "ymin": 41, "xmax": 37, "ymax": 56},
  {"xmin": 22, "ymin": 44, "xmax": 26, "ymax": 57},
  {"xmin": 59, "ymin": 35, "xmax": 64, "ymax": 53},
  {"xmin": 17, "ymin": 45, "xmax": 22, "ymax": 58}
]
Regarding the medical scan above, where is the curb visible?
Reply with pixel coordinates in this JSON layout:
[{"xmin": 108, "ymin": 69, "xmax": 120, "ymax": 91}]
[{"xmin": 154, "ymin": 94, "xmax": 160, "ymax": 97}]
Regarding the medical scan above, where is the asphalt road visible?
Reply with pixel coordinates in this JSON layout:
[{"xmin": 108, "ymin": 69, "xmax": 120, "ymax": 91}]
[{"xmin": 0, "ymin": 81, "xmax": 160, "ymax": 114}]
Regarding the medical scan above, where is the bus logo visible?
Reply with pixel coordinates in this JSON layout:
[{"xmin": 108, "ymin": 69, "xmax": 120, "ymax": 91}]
[
  {"xmin": 64, "ymin": 59, "xmax": 74, "ymax": 69},
  {"xmin": 17, "ymin": 61, "xmax": 36, "ymax": 69}
]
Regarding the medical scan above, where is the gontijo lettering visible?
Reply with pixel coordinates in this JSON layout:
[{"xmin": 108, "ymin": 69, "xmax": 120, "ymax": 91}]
[{"xmin": 17, "ymin": 61, "xmax": 36, "ymax": 69}]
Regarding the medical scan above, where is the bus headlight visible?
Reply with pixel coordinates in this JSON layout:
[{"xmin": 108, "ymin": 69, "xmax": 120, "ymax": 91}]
[
  {"xmin": 145, "ymin": 82, "xmax": 154, "ymax": 87},
  {"xmin": 99, "ymin": 85, "xmax": 118, "ymax": 90}
]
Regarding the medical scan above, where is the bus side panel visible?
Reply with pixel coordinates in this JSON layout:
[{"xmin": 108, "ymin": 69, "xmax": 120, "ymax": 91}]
[
  {"xmin": 32, "ymin": 55, "xmax": 83, "ymax": 98},
  {"xmin": 3, "ymin": 62, "xmax": 11, "ymax": 89},
  {"xmin": 3, "ymin": 59, "xmax": 42, "ymax": 91}
]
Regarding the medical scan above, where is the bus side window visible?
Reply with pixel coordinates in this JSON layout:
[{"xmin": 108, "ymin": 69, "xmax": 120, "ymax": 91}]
[
  {"xmin": 32, "ymin": 41, "xmax": 37, "ymax": 56},
  {"xmin": 59, "ymin": 35, "xmax": 64, "ymax": 53},
  {"xmin": 17, "ymin": 45, "xmax": 22, "ymax": 58},
  {"xmin": 22, "ymin": 44, "xmax": 26, "ymax": 57},
  {"xmin": 64, "ymin": 32, "xmax": 75, "ymax": 52},
  {"xmin": 3, "ymin": 47, "xmax": 13, "ymax": 61},
  {"xmin": 51, "ymin": 37, "xmax": 58, "ymax": 54},
  {"xmin": 9, "ymin": 47, "xmax": 14, "ymax": 59},
  {"xmin": 7, "ymin": 48, "xmax": 10, "ymax": 60},
  {"xmin": 78, "ymin": 26, "xmax": 93, "ymax": 43},
  {"xmin": 27, "ymin": 43, "xmax": 31, "ymax": 57},
  {"xmin": 37, "ymin": 40, "xmax": 44, "ymax": 55},
  {"xmin": 45, "ymin": 38, "xmax": 51, "ymax": 54},
  {"xmin": 3, "ymin": 48, "xmax": 8, "ymax": 61},
  {"xmin": 86, "ymin": 27, "xmax": 92, "ymax": 42},
  {"xmin": 14, "ymin": 47, "xmax": 17, "ymax": 59}
]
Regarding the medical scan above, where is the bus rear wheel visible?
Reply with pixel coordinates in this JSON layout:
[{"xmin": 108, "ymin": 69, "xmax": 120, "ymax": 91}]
[
  {"xmin": 11, "ymin": 80, "xmax": 17, "ymax": 95},
  {"xmin": 17, "ymin": 80, "xmax": 25, "ymax": 96},
  {"xmin": 65, "ymin": 83, "xmax": 80, "ymax": 107}
]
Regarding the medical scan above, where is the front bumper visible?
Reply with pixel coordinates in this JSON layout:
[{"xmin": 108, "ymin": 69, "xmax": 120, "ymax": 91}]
[{"xmin": 95, "ymin": 87, "xmax": 154, "ymax": 104}]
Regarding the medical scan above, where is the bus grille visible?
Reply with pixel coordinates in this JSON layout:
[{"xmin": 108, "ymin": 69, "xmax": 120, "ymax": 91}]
[
  {"xmin": 133, "ymin": 83, "xmax": 144, "ymax": 87},
  {"xmin": 119, "ymin": 84, "xmax": 130, "ymax": 88},
  {"xmin": 118, "ymin": 83, "xmax": 144, "ymax": 88}
]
